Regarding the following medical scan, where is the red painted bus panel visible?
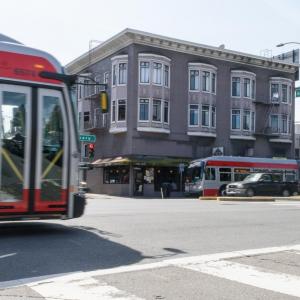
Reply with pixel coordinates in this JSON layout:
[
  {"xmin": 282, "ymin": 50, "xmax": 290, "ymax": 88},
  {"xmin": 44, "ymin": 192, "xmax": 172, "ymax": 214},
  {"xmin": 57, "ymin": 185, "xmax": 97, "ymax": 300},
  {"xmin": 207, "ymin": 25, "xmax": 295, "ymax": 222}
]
[{"xmin": 0, "ymin": 51, "xmax": 61, "ymax": 84}]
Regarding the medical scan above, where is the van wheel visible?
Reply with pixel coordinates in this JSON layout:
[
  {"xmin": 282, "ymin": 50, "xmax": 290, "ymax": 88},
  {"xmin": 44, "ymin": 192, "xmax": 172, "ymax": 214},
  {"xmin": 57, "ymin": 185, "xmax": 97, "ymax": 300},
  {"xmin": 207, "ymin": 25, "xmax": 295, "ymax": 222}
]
[
  {"xmin": 282, "ymin": 189, "xmax": 290, "ymax": 197},
  {"xmin": 246, "ymin": 188, "xmax": 254, "ymax": 197}
]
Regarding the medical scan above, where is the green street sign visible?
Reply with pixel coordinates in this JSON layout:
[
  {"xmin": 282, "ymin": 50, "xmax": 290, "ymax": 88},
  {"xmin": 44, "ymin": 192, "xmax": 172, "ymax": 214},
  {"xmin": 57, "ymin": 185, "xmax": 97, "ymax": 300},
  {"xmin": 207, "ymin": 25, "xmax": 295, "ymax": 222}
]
[
  {"xmin": 79, "ymin": 134, "xmax": 96, "ymax": 143},
  {"xmin": 296, "ymin": 87, "xmax": 300, "ymax": 98}
]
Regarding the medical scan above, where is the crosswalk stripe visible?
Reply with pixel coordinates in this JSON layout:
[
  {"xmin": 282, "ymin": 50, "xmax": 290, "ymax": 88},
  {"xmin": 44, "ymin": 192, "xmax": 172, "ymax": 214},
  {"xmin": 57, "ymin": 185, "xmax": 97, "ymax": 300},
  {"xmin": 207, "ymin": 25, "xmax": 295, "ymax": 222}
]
[
  {"xmin": 183, "ymin": 260, "xmax": 300, "ymax": 298},
  {"xmin": 31, "ymin": 277, "xmax": 144, "ymax": 300}
]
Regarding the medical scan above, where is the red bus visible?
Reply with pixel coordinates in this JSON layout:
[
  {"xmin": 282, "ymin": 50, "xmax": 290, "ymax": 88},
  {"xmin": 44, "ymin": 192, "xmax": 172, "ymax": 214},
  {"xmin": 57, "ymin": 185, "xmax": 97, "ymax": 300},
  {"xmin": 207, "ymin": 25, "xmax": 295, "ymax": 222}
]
[
  {"xmin": 185, "ymin": 156, "xmax": 299, "ymax": 196},
  {"xmin": 0, "ymin": 34, "xmax": 85, "ymax": 221}
]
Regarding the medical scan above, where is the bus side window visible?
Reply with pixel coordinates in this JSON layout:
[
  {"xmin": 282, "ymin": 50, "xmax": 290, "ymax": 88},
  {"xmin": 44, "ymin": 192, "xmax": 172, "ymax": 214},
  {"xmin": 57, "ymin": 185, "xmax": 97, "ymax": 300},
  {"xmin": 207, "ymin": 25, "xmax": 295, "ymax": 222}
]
[
  {"xmin": 219, "ymin": 168, "xmax": 232, "ymax": 182},
  {"xmin": 205, "ymin": 168, "xmax": 216, "ymax": 180}
]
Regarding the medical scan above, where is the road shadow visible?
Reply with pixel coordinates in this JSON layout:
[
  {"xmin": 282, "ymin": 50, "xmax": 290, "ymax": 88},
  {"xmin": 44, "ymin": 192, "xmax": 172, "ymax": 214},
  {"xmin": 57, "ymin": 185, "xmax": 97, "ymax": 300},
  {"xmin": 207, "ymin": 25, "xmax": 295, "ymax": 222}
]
[{"xmin": 0, "ymin": 222, "xmax": 143, "ymax": 284}]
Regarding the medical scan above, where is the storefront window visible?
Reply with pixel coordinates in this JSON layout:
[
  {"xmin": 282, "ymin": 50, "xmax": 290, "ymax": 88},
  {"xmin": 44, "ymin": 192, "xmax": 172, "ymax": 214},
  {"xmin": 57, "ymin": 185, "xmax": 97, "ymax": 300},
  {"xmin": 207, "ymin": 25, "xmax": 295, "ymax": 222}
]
[
  {"xmin": 103, "ymin": 166, "xmax": 129, "ymax": 184},
  {"xmin": 144, "ymin": 168, "xmax": 154, "ymax": 184}
]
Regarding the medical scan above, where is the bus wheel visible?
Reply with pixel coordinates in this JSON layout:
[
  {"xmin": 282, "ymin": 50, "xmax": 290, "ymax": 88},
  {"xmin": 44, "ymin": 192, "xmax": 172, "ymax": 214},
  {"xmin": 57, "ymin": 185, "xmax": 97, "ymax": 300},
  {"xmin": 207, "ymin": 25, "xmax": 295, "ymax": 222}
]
[
  {"xmin": 246, "ymin": 188, "xmax": 254, "ymax": 197},
  {"xmin": 282, "ymin": 189, "xmax": 290, "ymax": 197}
]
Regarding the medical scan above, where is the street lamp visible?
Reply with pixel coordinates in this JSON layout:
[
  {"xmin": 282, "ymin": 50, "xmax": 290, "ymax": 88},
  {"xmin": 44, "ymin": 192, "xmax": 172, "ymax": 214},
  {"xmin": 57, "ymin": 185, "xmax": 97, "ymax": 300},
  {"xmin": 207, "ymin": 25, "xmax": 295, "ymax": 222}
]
[{"xmin": 276, "ymin": 42, "xmax": 300, "ymax": 47}]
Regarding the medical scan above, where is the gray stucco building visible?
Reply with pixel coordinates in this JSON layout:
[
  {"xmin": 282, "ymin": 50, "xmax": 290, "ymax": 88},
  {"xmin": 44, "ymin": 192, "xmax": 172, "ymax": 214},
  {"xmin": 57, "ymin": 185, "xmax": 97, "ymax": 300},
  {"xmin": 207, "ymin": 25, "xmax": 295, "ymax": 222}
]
[{"xmin": 66, "ymin": 29, "xmax": 298, "ymax": 197}]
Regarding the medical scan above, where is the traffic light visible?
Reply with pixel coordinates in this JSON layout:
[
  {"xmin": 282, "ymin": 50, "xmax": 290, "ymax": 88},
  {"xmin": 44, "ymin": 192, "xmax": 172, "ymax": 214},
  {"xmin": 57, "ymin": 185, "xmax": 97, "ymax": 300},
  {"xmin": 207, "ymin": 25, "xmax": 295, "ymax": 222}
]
[
  {"xmin": 100, "ymin": 91, "xmax": 108, "ymax": 113},
  {"xmin": 88, "ymin": 143, "xmax": 95, "ymax": 160}
]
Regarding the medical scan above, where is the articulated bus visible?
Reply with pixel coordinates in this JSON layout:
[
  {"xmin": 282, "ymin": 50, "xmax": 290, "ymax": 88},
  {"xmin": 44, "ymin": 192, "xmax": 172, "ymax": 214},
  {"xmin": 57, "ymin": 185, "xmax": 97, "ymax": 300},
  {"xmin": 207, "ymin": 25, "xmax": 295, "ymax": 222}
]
[
  {"xmin": 0, "ymin": 34, "xmax": 85, "ymax": 221},
  {"xmin": 185, "ymin": 156, "xmax": 299, "ymax": 196}
]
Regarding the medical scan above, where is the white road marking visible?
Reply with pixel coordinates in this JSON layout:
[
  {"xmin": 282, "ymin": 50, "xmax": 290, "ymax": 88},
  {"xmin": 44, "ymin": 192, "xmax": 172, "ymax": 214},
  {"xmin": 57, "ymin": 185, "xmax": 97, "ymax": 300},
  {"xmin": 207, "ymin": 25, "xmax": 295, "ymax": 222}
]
[
  {"xmin": 273, "ymin": 202, "xmax": 300, "ymax": 207},
  {"xmin": 1, "ymin": 244, "xmax": 300, "ymax": 299},
  {"xmin": 31, "ymin": 277, "xmax": 143, "ymax": 300},
  {"xmin": 184, "ymin": 260, "xmax": 300, "ymax": 298},
  {"xmin": 0, "ymin": 253, "xmax": 16, "ymax": 259}
]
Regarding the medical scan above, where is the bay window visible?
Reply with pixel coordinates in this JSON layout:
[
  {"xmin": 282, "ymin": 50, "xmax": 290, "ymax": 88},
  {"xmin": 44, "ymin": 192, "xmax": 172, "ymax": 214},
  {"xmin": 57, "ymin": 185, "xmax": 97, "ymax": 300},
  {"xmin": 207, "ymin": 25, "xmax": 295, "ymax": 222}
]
[
  {"xmin": 211, "ymin": 73, "xmax": 216, "ymax": 93},
  {"xmin": 164, "ymin": 65, "xmax": 169, "ymax": 87},
  {"xmin": 282, "ymin": 84, "xmax": 288, "ymax": 103},
  {"xmin": 163, "ymin": 101, "xmax": 169, "ymax": 123},
  {"xmin": 232, "ymin": 77, "xmax": 241, "ymax": 97},
  {"xmin": 231, "ymin": 109, "xmax": 241, "ymax": 130},
  {"xmin": 271, "ymin": 83, "xmax": 279, "ymax": 102},
  {"xmin": 112, "ymin": 64, "xmax": 117, "ymax": 86},
  {"xmin": 282, "ymin": 114, "xmax": 288, "ymax": 134},
  {"xmin": 189, "ymin": 104, "xmax": 199, "ymax": 126},
  {"xmin": 202, "ymin": 71, "xmax": 210, "ymax": 92},
  {"xmin": 251, "ymin": 111, "xmax": 255, "ymax": 132},
  {"xmin": 270, "ymin": 115, "xmax": 279, "ymax": 133},
  {"xmin": 190, "ymin": 70, "xmax": 199, "ymax": 90},
  {"xmin": 140, "ymin": 62, "xmax": 150, "ymax": 83},
  {"xmin": 153, "ymin": 62, "xmax": 162, "ymax": 85},
  {"xmin": 117, "ymin": 99, "xmax": 126, "ymax": 121},
  {"xmin": 244, "ymin": 78, "xmax": 251, "ymax": 98},
  {"xmin": 119, "ymin": 63, "xmax": 127, "ymax": 84},
  {"xmin": 201, "ymin": 105, "xmax": 209, "ymax": 127},
  {"xmin": 139, "ymin": 99, "xmax": 149, "ymax": 121},
  {"xmin": 211, "ymin": 106, "xmax": 216, "ymax": 128},
  {"xmin": 243, "ymin": 110, "xmax": 250, "ymax": 130},
  {"xmin": 152, "ymin": 99, "xmax": 162, "ymax": 122}
]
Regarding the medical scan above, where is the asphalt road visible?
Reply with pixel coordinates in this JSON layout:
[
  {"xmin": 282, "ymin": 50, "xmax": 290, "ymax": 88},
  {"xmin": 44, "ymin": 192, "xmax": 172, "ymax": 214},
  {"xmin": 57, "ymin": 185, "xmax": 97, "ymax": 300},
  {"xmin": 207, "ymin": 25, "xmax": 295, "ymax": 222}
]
[{"xmin": 1, "ymin": 195, "xmax": 300, "ymax": 299}]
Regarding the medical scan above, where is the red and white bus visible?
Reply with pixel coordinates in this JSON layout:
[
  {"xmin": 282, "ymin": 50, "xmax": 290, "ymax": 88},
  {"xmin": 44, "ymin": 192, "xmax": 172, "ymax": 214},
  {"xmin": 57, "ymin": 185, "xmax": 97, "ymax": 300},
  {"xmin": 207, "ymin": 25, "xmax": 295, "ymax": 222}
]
[
  {"xmin": 185, "ymin": 156, "xmax": 299, "ymax": 196},
  {"xmin": 0, "ymin": 34, "xmax": 85, "ymax": 221}
]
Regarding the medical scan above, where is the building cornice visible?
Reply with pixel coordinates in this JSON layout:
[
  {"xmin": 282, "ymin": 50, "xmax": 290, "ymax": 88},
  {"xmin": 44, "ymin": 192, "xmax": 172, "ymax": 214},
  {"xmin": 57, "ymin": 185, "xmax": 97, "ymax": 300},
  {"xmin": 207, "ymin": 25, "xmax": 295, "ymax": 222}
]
[{"xmin": 65, "ymin": 28, "xmax": 299, "ymax": 75}]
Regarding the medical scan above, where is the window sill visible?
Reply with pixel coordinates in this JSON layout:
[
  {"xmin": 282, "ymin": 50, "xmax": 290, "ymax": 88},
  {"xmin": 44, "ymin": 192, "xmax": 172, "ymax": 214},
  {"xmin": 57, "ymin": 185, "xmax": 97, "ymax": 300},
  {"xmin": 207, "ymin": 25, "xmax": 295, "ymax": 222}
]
[
  {"xmin": 137, "ymin": 127, "xmax": 170, "ymax": 134},
  {"xmin": 230, "ymin": 135, "xmax": 256, "ymax": 141},
  {"xmin": 109, "ymin": 127, "xmax": 127, "ymax": 134},
  {"xmin": 187, "ymin": 132, "xmax": 216, "ymax": 137},
  {"xmin": 269, "ymin": 138, "xmax": 292, "ymax": 144}
]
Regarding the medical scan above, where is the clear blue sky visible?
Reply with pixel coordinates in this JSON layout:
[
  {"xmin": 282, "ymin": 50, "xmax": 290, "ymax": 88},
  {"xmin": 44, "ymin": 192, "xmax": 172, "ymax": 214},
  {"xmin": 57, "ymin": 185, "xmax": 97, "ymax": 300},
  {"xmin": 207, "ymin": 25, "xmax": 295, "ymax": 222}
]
[{"xmin": 1, "ymin": 0, "xmax": 300, "ymax": 117}]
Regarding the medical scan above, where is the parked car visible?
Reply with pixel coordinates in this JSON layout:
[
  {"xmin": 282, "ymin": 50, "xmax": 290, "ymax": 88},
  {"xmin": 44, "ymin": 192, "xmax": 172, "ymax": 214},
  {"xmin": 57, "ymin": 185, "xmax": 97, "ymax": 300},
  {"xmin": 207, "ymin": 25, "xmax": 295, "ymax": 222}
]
[{"xmin": 225, "ymin": 173, "xmax": 298, "ymax": 197}]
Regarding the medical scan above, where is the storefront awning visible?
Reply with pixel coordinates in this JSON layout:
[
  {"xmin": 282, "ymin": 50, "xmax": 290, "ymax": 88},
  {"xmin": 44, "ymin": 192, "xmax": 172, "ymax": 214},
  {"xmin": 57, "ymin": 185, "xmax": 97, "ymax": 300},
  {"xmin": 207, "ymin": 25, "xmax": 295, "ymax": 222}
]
[{"xmin": 92, "ymin": 155, "xmax": 191, "ymax": 167}]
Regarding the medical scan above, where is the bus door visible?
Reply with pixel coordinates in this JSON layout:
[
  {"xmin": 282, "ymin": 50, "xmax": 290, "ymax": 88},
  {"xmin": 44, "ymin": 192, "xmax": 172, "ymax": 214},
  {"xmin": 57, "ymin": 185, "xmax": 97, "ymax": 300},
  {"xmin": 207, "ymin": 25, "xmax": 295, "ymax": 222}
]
[
  {"xmin": 0, "ymin": 85, "xmax": 31, "ymax": 214},
  {"xmin": 34, "ymin": 89, "xmax": 69, "ymax": 214}
]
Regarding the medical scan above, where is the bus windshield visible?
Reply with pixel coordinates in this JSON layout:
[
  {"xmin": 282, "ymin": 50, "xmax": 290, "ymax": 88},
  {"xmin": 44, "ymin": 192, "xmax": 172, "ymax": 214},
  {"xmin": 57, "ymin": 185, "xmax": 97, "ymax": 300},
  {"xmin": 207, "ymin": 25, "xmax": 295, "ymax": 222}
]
[{"xmin": 186, "ymin": 161, "xmax": 204, "ymax": 183}]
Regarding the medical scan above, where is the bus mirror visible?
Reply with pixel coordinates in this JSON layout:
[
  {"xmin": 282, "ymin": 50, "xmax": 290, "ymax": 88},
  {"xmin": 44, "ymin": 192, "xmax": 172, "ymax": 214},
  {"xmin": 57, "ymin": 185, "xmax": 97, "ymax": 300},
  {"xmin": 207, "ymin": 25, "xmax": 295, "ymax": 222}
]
[{"xmin": 100, "ymin": 91, "xmax": 108, "ymax": 113}]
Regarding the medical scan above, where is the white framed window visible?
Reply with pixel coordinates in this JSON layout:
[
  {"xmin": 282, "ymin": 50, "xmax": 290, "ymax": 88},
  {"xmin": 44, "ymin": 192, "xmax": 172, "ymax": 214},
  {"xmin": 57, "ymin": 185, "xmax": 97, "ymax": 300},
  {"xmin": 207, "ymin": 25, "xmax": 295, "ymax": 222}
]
[
  {"xmin": 211, "ymin": 73, "xmax": 216, "ymax": 94},
  {"xmin": 201, "ymin": 105, "xmax": 210, "ymax": 127},
  {"xmin": 202, "ymin": 71, "xmax": 210, "ymax": 92},
  {"xmin": 119, "ymin": 63, "xmax": 127, "ymax": 85},
  {"xmin": 244, "ymin": 78, "xmax": 251, "ymax": 98},
  {"xmin": 111, "ymin": 100, "xmax": 116, "ymax": 122},
  {"xmin": 152, "ymin": 99, "xmax": 162, "ymax": 122},
  {"xmin": 163, "ymin": 101, "xmax": 169, "ymax": 124},
  {"xmin": 164, "ymin": 65, "xmax": 169, "ymax": 87},
  {"xmin": 231, "ymin": 109, "xmax": 241, "ymax": 130},
  {"xmin": 251, "ymin": 79, "xmax": 256, "ymax": 99},
  {"xmin": 243, "ymin": 110, "xmax": 251, "ymax": 131},
  {"xmin": 112, "ymin": 65, "xmax": 117, "ymax": 86},
  {"xmin": 251, "ymin": 111, "xmax": 255, "ymax": 132},
  {"xmin": 94, "ymin": 75, "xmax": 102, "ymax": 94},
  {"xmin": 288, "ymin": 115, "xmax": 292, "ymax": 134},
  {"xmin": 270, "ymin": 114, "xmax": 279, "ymax": 133},
  {"xmin": 104, "ymin": 72, "xmax": 109, "ymax": 84},
  {"xmin": 282, "ymin": 114, "xmax": 288, "ymax": 134},
  {"xmin": 139, "ymin": 99, "xmax": 149, "ymax": 121},
  {"xmin": 189, "ymin": 70, "xmax": 199, "ymax": 91},
  {"xmin": 140, "ymin": 61, "xmax": 150, "ymax": 83},
  {"xmin": 211, "ymin": 106, "xmax": 216, "ymax": 128},
  {"xmin": 271, "ymin": 83, "xmax": 279, "ymax": 102},
  {"xmin": 282, "ymin": 84, "xmax": 288, "ymax": 103},
  {"xmin": 117, "ymin": 99, "xmax": 126, "ymax": 121},
  {"xmin": 153, "ymin": 62, "xmax": 162, "ymax": 85},
  {"xmin": 288, "ymin": 86, "xmax": 292, "ymax": 104},
  {"xmin": 189, "ymin": 104, "xmax": 199, "ymax": 126},
  {"xmin": 232, "ymin": 77, "xmax": 241, "ymax": 97}
]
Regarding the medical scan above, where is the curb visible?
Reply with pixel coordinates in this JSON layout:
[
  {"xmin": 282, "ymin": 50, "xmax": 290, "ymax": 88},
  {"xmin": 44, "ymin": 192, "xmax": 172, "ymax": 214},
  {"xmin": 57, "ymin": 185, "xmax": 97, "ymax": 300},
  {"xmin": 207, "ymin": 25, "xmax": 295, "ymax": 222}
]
[{"xmin": 218, "ymin": 196, "xmax": 275, "ymax": 202}]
